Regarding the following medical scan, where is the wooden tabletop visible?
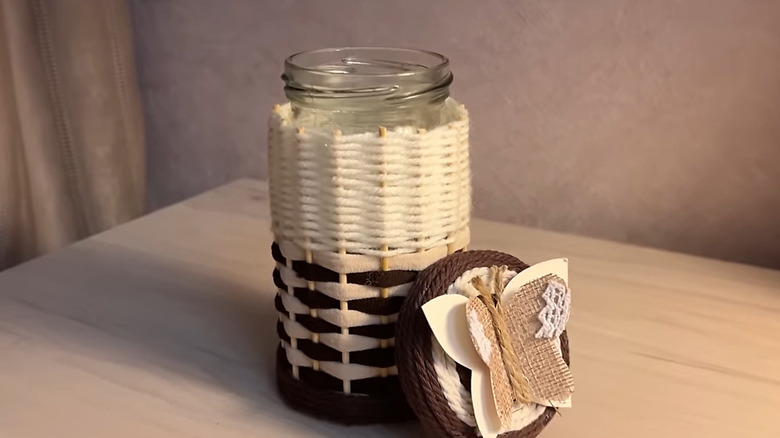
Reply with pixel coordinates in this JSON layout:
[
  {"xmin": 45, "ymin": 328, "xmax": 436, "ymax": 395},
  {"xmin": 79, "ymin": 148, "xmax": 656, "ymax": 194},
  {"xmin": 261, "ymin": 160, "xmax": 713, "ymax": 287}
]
[{"xmin": 1, "ymin": 179, "xmax": 778, "ymax": 438}]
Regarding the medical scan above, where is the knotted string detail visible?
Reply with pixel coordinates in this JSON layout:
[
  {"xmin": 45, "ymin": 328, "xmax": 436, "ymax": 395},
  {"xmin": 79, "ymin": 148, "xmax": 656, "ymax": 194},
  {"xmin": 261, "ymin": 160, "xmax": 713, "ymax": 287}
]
[{"xmin": 471, "ymin": 266, "xmax": 533, "ymax": 405}]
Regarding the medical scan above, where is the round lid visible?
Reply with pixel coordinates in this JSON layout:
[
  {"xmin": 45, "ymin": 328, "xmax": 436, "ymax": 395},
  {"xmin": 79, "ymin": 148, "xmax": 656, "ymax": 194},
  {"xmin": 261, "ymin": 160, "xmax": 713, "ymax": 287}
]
[{"xmin": 395, "ymin": 250, "xmax": 573, "ymax": 438}]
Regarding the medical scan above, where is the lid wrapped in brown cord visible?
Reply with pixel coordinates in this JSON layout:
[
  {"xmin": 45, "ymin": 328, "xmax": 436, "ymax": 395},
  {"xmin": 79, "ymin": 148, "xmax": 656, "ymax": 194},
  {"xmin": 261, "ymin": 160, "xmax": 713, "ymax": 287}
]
[{"xmin": 395, "ymin": 250, "xmax": 573, "ymax": 438}]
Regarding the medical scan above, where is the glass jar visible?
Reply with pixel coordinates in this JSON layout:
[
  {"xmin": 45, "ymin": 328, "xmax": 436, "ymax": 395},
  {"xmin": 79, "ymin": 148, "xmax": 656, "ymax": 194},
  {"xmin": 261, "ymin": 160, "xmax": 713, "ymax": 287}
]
[
  {"xmin": 271, "ymin": 47, "xmax": 470, "ymax": 425},
  {"xmin": 282, "ymin": 47, "xmax": 453, "ymax": 133}
]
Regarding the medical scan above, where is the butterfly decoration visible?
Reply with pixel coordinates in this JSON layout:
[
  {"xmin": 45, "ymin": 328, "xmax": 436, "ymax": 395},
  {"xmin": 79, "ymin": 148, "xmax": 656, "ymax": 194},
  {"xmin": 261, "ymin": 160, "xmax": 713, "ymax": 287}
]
[{"xmin": 423, "ymin": 259, "xmax": 574, "ymax": 438}]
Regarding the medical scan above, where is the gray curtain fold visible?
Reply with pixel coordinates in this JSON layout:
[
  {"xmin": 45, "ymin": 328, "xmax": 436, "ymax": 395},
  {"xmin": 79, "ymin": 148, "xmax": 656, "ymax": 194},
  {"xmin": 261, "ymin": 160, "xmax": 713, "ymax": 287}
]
[{"xmin": 0, "ymin": 0, "xmax": 145, "ymax": 270}]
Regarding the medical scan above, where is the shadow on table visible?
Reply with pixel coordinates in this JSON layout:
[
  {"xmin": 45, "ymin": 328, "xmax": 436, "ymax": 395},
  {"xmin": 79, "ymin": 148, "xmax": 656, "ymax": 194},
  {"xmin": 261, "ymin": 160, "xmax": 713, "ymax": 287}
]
[{"xmin": 1, "ymin": 240, "xmax": 418, "ymax": 437}]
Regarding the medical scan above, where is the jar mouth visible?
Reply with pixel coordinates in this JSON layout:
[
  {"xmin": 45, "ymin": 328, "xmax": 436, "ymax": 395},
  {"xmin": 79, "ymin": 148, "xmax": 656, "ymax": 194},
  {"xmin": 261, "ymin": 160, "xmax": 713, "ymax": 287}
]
[
  {"xmin": 286, "ymin": 47, "xmax": 449, "ymax": 77},
  {"xmin": 283, "ymin": 47, "xmax": 452, "ymax": 105}
]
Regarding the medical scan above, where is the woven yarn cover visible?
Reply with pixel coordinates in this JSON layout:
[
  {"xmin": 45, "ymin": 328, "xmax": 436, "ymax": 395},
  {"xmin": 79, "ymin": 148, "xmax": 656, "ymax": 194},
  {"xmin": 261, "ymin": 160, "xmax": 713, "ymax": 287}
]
[{"xmin": 268, "ymin": 99, "xmax": 472, "ymax": 423}]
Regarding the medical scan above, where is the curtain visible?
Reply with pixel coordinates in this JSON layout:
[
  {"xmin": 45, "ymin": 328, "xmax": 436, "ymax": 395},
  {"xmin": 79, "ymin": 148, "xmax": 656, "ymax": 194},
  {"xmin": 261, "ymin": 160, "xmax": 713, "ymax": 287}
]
[{"xmin": 0, "ymin": 0, "xmax": 144, "ymax": 270}]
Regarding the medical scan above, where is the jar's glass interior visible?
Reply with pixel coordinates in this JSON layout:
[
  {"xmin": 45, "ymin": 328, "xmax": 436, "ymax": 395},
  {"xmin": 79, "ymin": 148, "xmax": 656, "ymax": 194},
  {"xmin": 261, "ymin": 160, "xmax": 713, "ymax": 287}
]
[{"xmin": 283, "ymin": 47, "xmax": 453, "ymax": 132}]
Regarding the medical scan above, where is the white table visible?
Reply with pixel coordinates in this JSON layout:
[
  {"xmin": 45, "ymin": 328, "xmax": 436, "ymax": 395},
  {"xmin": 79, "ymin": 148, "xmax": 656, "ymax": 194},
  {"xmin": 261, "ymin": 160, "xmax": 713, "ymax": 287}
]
[{"xmin": 1, "ymin": 179, "xmax": 778, "ymax": 437}]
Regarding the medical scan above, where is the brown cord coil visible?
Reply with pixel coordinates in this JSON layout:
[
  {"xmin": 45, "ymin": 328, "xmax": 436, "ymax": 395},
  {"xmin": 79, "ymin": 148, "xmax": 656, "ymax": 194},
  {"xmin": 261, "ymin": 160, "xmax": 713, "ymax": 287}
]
[{"xmin": 395, "ymin": 250, "xmax": 571, "ymax": 438}]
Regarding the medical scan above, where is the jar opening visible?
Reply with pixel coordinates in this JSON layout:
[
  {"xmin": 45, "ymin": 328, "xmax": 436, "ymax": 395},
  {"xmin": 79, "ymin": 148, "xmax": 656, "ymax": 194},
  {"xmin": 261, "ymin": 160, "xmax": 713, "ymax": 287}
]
[{"xmin": 283, "ymin": 47, "xmax": 452, "ymax": 105}]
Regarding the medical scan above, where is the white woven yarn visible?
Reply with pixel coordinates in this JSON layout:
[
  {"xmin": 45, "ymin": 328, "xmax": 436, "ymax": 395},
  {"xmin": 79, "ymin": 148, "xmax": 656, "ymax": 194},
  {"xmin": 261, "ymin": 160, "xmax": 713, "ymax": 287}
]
[{"xmin": 268, "ymin": 98, "xmax": 471, "ymax": 256}]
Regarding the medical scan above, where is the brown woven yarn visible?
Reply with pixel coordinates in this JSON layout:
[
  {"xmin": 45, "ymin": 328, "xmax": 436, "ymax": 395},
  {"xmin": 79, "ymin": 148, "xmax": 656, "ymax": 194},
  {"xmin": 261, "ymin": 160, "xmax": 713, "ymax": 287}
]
[
  {"xmin": 273, "ymin": 239, "xmax": 469, "ymax": 424},
  {"xmin": 395, "ymin": 251, "xmax": 571, "ymax": 438},
  {"xmin": 277, "ymin": 346, "xmax": 414, "ymax": 424}
]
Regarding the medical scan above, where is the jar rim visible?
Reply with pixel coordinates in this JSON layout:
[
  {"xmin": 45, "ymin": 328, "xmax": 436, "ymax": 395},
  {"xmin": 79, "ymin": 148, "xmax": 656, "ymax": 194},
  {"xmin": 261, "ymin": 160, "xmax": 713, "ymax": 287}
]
[
  {"xmin": 283, "ymin": 47, "xmax": 453, "ymax": 109},
  {"xmin": 285, "ymin": 47, "xmax": 450, "ymax": 79}
]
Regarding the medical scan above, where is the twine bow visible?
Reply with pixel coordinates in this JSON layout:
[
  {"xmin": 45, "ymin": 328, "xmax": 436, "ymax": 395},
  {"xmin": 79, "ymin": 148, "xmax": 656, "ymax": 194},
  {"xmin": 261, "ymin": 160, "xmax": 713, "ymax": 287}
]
[{"xmin": 470, "ymin": 266, "xmax": 533, "ymax": 405}]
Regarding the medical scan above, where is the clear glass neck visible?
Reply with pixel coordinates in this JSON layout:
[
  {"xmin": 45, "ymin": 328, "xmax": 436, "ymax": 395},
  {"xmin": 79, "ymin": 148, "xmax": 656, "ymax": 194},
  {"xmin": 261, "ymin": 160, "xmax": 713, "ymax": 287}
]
[{"xmin": 282, "ymin": 47, "xmax": 453, "ymax": 133}]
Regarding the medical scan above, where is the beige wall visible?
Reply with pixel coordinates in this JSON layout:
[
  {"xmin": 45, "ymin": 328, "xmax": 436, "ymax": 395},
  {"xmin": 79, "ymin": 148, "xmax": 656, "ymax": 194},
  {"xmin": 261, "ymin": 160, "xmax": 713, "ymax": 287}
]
[{"xmin": 130, "ymin": 0, "xmax": 780, "ymax": 268}]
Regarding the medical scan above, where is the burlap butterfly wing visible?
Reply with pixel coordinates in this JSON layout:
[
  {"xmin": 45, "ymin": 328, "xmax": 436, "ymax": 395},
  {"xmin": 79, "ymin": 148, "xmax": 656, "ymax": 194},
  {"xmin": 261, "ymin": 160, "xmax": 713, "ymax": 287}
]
[
  {"xmin": 465, "ymin": 297, "xmax": 516, "ymax": 428},
  {"xmin": 500, "ymin": 258, "xmax": 574, "ymax": 407}
]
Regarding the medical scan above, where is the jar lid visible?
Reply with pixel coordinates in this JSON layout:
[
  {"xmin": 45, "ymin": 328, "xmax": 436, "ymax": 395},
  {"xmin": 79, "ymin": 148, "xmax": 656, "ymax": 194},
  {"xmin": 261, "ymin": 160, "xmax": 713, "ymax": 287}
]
[{"xmin": 395, "ymin": 250, "xmax": 574, "ymax": 438}]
